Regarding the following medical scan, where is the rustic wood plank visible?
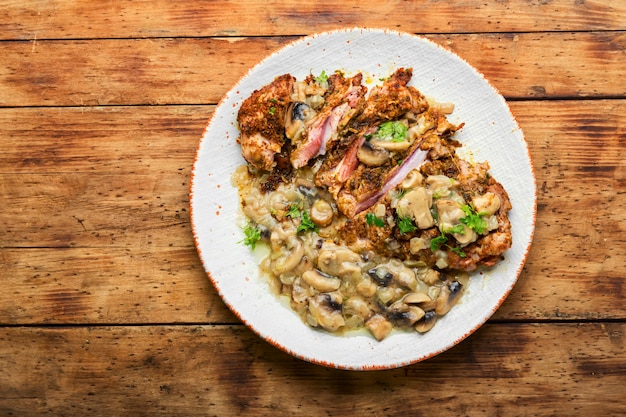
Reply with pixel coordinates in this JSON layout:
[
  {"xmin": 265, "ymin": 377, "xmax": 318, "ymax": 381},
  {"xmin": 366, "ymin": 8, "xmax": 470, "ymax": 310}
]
[
  {"xmin": 0, "ymin": 100, "xmax": 624, "ymax": 323},
  {"xmin": 1, "ymin": 101, "xmax": 624, "ymax": 175},
  {"xmin": 1, "ymin": 0, "xmax": 625, "ymax": 40},
  {"xmin": 0, "ymin": 37, "xmax": 288, "ymax": 107},
  {"xmin": 0, "ymin": 247, "xmax": 232, "ymax": 325},
  {"xmin": 1, "ymin": 32, "xmax": 625, "ymax": 107},
  {"xmin": 0, "ymin": 171, "xmax": 194, "ymax": 248},
  {"xmin": 0, "ymin": 105, "xmax": 207, "ymax": 174},
  {"xmin": 1, "ymin": 231, "xmax": 624, "ymax": 326},
  {"xmin": 0, "ymin": 324, "xmax": 623, "ymax": 416}
]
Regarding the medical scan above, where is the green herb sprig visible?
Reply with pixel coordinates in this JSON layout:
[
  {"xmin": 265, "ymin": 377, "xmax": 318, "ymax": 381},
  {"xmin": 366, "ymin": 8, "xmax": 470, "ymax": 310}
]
[
  {"xmin": 397, "ymin": 216, "xmax": 417, "ymax": 234},
  {"xmin": 239, "ymin": 223, "xmax": 261, "ymax": 250},
  {"xmin": 314, "ymin": 70, "xmax": 329, "ymax": 84},
  {"xmin": 287, "ymin": 204, "xmax": 318, "ymax": 233},
  {"xmin": 460, "ymin": 204, "xmax": 488, "ymax": 234},
  {"xmin": 430, "ymin": 224, "xmax": 467, "ymax": 257},
  {"xmin": 375, "ymin": 121, "xmax": 408, "ymax": 143},
  {"xmin": 366, "ymin": 213, "xmax": 385, "ymax": 227}
]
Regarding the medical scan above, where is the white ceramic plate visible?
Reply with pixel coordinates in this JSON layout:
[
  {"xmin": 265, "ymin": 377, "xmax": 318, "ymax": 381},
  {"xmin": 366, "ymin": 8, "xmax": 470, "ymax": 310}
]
[{"xmin": 190, "ymin": 28, "xmax": 536, "ymax": 370}]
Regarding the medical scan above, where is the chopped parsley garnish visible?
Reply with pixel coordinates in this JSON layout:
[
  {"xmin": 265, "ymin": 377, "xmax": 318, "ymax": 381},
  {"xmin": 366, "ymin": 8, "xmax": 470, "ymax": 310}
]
[
  {"xmin": 460, "ymin": 204, "xmax": 488, "ymax": 234},
  {"xmin": 397, "ymin": 216, "xmax": 417, "ymax": 234},
  {"xmin": 287, "ymin": 204, "xmax": 301, "ymax": 219},
  {"xmin": 396, "ymin": 189, "xmax": 408, "ymax": 199},
  {"xmin": 366, "ymin": 213, "xmax": 385, "ymax": 227},
  {"xmin": 297, "ymin": 210, "xmax": 318, "ymax": 233},
  {"xmin": 429, "ymin": 234, "xmax": 447, "ymax": 251},
  {"xmin": 268, "ymin": 106, "xmax": 276, "ymax": 115},
  {"xmin": 314, "ymin": 70, "xmax": 329, "ymax": 84},
  {"xmin": 432, "ymin": 190, "xmax": 449, "ymax": 199},
  {"xmin": 239, "ymin": 223, "xmax": 261, "ymax": 250},
  {"xmin": 450, "ymin": 246, "xmax": 467, "ymax": 258},
  {"xmin": 430, "ymin": 225, "xmax": 467, "ymax": 256},
  {"xmin": 446, "ymin": 224, "xmax": 466, "ymax": 235},
  {"xmin": 375, "ymin": 121, "xmax": 408, "ymax": 142},
  {"xmin": 287, "ymin": 204, "xmax": 318, "ymax": 233}
]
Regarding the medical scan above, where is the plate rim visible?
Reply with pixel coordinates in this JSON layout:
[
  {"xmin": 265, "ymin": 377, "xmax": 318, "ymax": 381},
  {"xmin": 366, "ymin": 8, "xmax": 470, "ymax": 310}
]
[{"xmin": 190, "ymin": 27, "xmax": 537, "ymax": 370}]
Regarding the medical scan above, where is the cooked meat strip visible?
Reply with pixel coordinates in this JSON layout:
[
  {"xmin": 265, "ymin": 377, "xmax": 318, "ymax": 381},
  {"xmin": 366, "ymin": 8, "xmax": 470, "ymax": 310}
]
[
  {"xmin": 290, "ymin": 73, "xmax": 367, "ymax": 169},
  {"xmin": 314, "ymin": 129, "xmax": 370, "ymax": 196},
  {"xmin": 445, "ymin": 165, "xmax": 513, "ymax": 271},
  {"xmin": 352, "ymin": 68, "xmax": 427, "ymax": 128},
  {"xmin": 237, "ymin": 74, "xmax": 295, "ymax": 172},
  {"xmin": 336, "ymin": 142, "xmax": 429, "ymax": 217},
  {"xmin": 339, "ymin": 157, "xmax": 513, "ymax": 272},
  {"xmin": 315, "ymin": 68, "xmax": 428, "ymax": 198}
]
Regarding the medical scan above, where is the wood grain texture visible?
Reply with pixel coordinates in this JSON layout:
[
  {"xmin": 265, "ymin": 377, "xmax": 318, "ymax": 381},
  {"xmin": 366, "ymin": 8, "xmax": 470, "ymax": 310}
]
[
  {"xmin": 0, "ymin": 105, "xmax": 208, "ymax": 174},
  {"xmin": 1, "ymin": 0, "xmax": 625, "ymax": 40},
  {"xmin": 0, "ymin": 248, "xmax": 229, "ymax": 325},
  {"xmin": 0, "ymin": 324, "xmax": 624, "ymax": 416},
  {"xmin": 0, "ymin": 100, "xmax": 624, "ymax": 324},
  {"xmin": 1, "ymin": 1, "xmax": 624, "ymax": 412},
  {"xmin": 1, "ymin": 32, "xmax": 625, "ymax": 107}
]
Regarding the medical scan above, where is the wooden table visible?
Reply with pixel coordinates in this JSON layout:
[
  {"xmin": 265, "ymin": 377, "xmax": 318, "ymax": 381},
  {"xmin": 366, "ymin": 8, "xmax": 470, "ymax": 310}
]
[{"xmin": 1, "ymin": 1, "xmax": 625, "ymax": 415}]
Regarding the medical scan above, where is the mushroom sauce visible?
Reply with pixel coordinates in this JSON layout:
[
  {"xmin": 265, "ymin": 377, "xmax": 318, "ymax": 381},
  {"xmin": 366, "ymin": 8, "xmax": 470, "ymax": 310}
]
[{"xmin": 231, "ymin": 68, "xmax": 512, "ymax": 341}]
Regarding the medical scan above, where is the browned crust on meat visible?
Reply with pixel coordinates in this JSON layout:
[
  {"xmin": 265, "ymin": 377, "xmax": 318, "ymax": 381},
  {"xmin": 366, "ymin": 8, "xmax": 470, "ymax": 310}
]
[{"xmin": 237, "ymin": 74, "xmax": 295, "ymax": 171}]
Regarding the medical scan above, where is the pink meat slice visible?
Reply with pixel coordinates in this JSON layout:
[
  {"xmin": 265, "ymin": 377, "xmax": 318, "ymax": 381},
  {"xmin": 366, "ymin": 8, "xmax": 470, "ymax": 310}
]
[
  {"xmin": 290, "ymin": 102, "xmax": 349, "ymax": 169},
  {"xmin": 337, "ymin": 144, "xmax": 429, "ymax": 217},
  {"xmin": 290, "ymin": 77, "xmax": 366, "ymax": 169},
  {"xmin": 355, "ymin": 148, "xmax": 429, "ymax": 214}
]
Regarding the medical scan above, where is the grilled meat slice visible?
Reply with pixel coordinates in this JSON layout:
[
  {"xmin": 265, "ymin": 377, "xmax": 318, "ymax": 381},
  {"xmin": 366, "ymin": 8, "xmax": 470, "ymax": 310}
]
[
  {"xmin": 444, "ymin": 162, "xmax": 513, "ymax": 270},
  {"xmin": 351, "ymin": 68, "xmax": 428, "ymax": 130},
  {"xmin": 336, "ymin": 143, "xmax": 430, "ymax": 217},
  {"xmin": 315, "ymin": 68, "xmax": 429, "ymax": 200},
  {"xmin": 335, "ymin": 104, "xmax": 463, "ymax": 218},
  {"xmin": 290, "ymin": 72, "xmax": 367, "ymax": 169},
  {"xmin": 237, "ymin": 74, "xmax": 295, "ymax": 172},
  {"xmin": 313, "ymin": 129, "xmax": 371, "ymax": 196},
  {"xmin": 339, "ymin": 157, "xmax": 513, "ymax": 272}
]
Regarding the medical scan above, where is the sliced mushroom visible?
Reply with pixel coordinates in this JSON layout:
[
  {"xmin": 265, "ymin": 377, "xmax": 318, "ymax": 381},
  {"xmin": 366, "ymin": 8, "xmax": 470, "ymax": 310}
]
[
  {"xmin": 270, "ymin": 226, "xmax": 304, "ymax": 276},
  {"xmin": 408, "ymin": 112, "xmax": 438, "ymax": 139},
  {"xmin": 395, "ymin": 306, "xmax": 426, "ymax": 327},
  {"xmin": 400, "ymin": 169, "xmax": 423, "ymax": 189},
  {"xmin": 415, "ymin": 310, "xmax": 437, "ymax": 333},
  {"xmin": 370, "ymin": 138, "xmax": 411, "ymax": 152},
  {"xmin": 403, "ymin": 292, "xmax": 432, "ymax": 305},
  {"xmin": 301, "ymin": 269, "xmax": 341, "ymax": 292},
  {"xmin": 357, "ymin": 141, "xmax": 391, "ymax": 166},
  {"xmin": 471, "ymin": 192, "xmax": 501, "ymax": 216},
  {"xmin": 485, "ymin": 215, "xmax": 499, "ymax": 232},
  {"xmin": 387, "ymin": 300, "xmax": 426, "ymax": 327},
  {"xmin": 403, "ymin": 292, "xmax": 436, "ymax": 312},
  {"xmin": 356, "ymin": 278, "xmax": 378, "ymax": 298},
  {"xmin": 396, "ymin": 187, "xmax": 435, "ymax": 229},
  {"xmin": 367, "ymin": 267, "xmax": 393, "ymax": 286},
  {"xmin": 343, "ymin": 296, "xmax": 373, "ymax": 321},
  {"xmin": 307, "ymin": 292, "xmax": 345, "ymax": 332},
  {"xmin": 291, "ymin": 277, "xmax": 312, "ymax": 305},
  {"xmin": 435, "ymin": 280, "xmax": 464, "ymax": 315},
  {"xmin": 394, "ymin": 267, "xmax": 418, "ymax": 291},
  {"xmin": 310, "ymin": 198, "xmax": 334, "ymax": 227},
  {"xmin": 365, "ymin": 314, "xmax": 393, "ymax": 341},
  {"xmin": 285, "ymin": 101, "xmax": 316, "ymax": 141},
  {"xmin": 425, "ymin": 175, "xmax": 455, "ymax": 198},
  {"xmin": 317, "ymin": 245, "xmax": 361, "ymax": 280},
  {"xmin": 435, "ymin": 199, "xmax": 477, "ymax": 246},
  {"xmin": 295, "ymin": 178, "xmax": 318, "ymax": 201}
]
